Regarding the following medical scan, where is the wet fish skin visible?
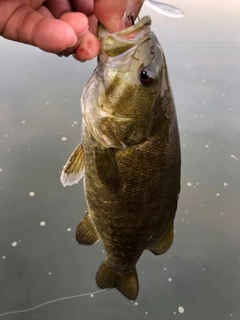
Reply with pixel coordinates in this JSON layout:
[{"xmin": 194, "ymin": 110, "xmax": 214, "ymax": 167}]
[{"xmin": 61, "ymin": 16, "xmax": 181, "ymax": 300}]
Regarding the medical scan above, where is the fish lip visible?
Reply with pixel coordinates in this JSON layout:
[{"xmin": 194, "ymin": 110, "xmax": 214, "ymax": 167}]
[
  {"xmin": 99, "ymin": 16, "xmax": 152, "ymax": 58},
  {"xmin": 112, "ymin": 15, "xmax": 151, "ymax": 37},
  {"xmin": 99, "ymin": 15, "xmax": 151, "ymax": 38}
]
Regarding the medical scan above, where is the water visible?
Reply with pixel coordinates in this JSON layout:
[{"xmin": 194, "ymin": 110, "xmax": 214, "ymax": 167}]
[{"xmin": 0, "ymin": 0, "xmax": 240, "ymax": 318}]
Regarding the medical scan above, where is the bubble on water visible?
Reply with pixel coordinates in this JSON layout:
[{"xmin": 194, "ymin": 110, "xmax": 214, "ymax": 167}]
[
  {"xmin": 205, "ymin": 144, "xmax": 209, "ymax": 148},
  {"xmin": 67, "ymin": 228, "xmax": 71, "ymax": 232},
  {"xmin": 145, "ymin": 311, "xmax": 148, "ymax": 315},
  {"xmin": 45, "ymin": 101, "xmax": 50, "ymax": 105},
  {"xmin": 216, "ymin": 193, "xmax": 220, "ymax": 196},
  {"xmin": 2, "ymin": 256, "xmax": 6, "ymax": 259},
  {"xmin": 90, "ymin": 294, "xmax": 94, "ymax": 298},
  {"xmin": 223, "ymin": 183, "xmax": 228, "ymax": 186},
  {"xmin": 168, "ymin": 278, "xmax": 172, "ymax": 282},
  {"xmin": 231, "ymin": 154, "xmax": 239, "ymax": 161},
  {"xmin": 173, "ymin": 311, "xmax": 176, "ymax": 315},
  {"xmin": 187, "ymin": 182, "xmax": 192, "ymax": 186},
  {"xmin": 48, "ymin": 272, "xmax": 52, "ymax": 275},
  {"xmin": 40, "ymin": 221, "xmax": 46, "ymax": 227},
  {"xmin": 61, "ymin": 137, "xmax": 67, "ymax": 141},
  {"xmin": 73, "ymin": 121, "xmax": 78, "ymax": 124},
  {"xmin": 0, "ymin": 168, "xmax": 2, "ymax": 172},
  {"xmin": 163, "ymin": 267, "xmax": 167, "ymax": 270},
  {"xmin": 178, "ymin": 306, "xmax": 185, "ymax": 313},
  {"xmin": 29, "ymin": 192, "xmax": 35, "ymax": 197},
  {"xmin": 22, "ymin": 120, "xmax": 26, "ymax": 124},
  {"xmin": 134, "ymin": 302, "xmax": 138, "ymax": 306},
  {"xmin": 11, "ymin": 242, "xmax": 17, "ymax": 247}
]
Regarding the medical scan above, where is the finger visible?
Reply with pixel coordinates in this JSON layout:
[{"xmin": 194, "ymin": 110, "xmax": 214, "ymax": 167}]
[
  {"xmin": 74, "ymin": 30, "xmax": 100, "ymax": 61},
  {"xmin": 32, "ymin": 18, "xmax": 79, "ymax": 52},
  {"xmin": 88, "ymin": 14, "xmax": 98, "ymax": 36},
  {"xmin": 44, "ymin": 0, "xmax": 72, "ymax": 18},
  {"xmin": 55, "ymin": 12, "xmax": 91, "ymax": 57},
  {"xmin": 125, "ymin": 0, "xmax": 144, "ymax": 27},
  {"xmin": 94, "ymin": 0, "xmax": 128, "ymax": 33},
  {"xmin": 70, "ymin": 0, "xmax": 94, "ymax": 16},
  {"xmin": 37, "ymin": 6, "xmax": 55, "ymax": 18},
  {"xmin": 60, "ymin": 12, "xmax": 89, "ymax": 36},
  {"xmin": 3, "ymin": 6, "xmax": 79, "ymax": 53},
  {"xmin": 0, "ymin": 0, "xmax": 44, "ymax": 34}
]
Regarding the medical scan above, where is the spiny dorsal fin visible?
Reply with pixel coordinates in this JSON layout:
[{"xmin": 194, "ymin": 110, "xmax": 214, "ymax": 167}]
[
  {"xmin": 60, "ymin": 143, "xmax": 85, "ymax": 187},
  {"xmin": 76, "ymin": 210, "xmax": 100, "ymax": 245}
]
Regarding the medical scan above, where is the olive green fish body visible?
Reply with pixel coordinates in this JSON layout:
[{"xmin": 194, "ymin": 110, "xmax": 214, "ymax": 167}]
[
  {"xmin": 82, "ymin": 94, "xmax": 180, "ymax": 271},
  {"xmin": 61, "ymin": 16, "xmax": 181, "ymax": 300}
]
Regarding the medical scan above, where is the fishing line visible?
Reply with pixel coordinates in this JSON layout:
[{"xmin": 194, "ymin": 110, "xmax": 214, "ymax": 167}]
[{"xmin": 0, "ymin": 289, "xmax": 107, "ymax": 318}]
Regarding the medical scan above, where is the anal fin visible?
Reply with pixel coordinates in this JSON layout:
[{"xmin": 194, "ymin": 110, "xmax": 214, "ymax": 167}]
[
  {"xmin": 76, "ymin": 210, "xmax": 100, "ymax": 245},
  {"xmin": 60, "ymin": 143, "xmax": 85, "ymax": 187},
  {"xmin": 96, "ymin": 260, "xmax": 139, "ymax": 301},
  {"xmin": 148, "ymin": 224, "xmax": 174, "ymax": 255}
]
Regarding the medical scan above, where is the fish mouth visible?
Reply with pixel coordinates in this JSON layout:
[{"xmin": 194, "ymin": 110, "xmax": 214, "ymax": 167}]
[{"xmin": 99, "ymin": 16, "xmax": 152, "ymax": 58}]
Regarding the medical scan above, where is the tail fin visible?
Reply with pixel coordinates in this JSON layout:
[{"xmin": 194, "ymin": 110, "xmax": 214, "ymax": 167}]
[{"xmin": 95, "ymin": 261, "xmax": 139, "ymax": 300}]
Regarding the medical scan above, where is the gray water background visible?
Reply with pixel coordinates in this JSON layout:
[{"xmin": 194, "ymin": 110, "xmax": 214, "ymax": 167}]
[{"xmin": 0, "ymin": 0, "xmax": 240, "ymax": 319}]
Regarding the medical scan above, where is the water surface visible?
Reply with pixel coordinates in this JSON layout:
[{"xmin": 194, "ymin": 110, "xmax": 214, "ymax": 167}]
[{"xmin": 0, "ymin": 0, "xmax": 240, "ymax": 319}]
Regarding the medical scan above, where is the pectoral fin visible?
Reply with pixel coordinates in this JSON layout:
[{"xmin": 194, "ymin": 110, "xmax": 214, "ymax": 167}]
[
  {"xmin": 60, "ymin": 143, "xmax": 85, "ymax": 187},
  {"xmin": 148, "ymin": 224, "xmax": 174, "ymax": 255},
  {"xmin": 76, "ymin": 210, "xmax": 100, "ymax": 245}
]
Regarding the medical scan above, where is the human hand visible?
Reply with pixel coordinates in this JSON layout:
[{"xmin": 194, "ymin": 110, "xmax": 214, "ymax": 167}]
[{"xmin": 0, "ymin": 0, "xmax": 128, "ymax": 61}]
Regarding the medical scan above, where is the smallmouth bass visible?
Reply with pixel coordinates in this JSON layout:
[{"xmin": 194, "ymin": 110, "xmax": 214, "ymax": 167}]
[{"xmin": 61, "ymin": 16, "xmax": 181, "ymax": 301}]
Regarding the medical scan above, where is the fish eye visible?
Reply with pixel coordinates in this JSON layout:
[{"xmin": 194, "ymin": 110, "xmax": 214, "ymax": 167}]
[{"xmin": 139, "ymin": 66, "xmax": 155, "ymax": 86}]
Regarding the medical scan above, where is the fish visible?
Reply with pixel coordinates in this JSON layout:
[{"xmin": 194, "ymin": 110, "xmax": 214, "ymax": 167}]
[{"xmin": 61, "ymin": 15, "xmax": 181, "ymax": 301}]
